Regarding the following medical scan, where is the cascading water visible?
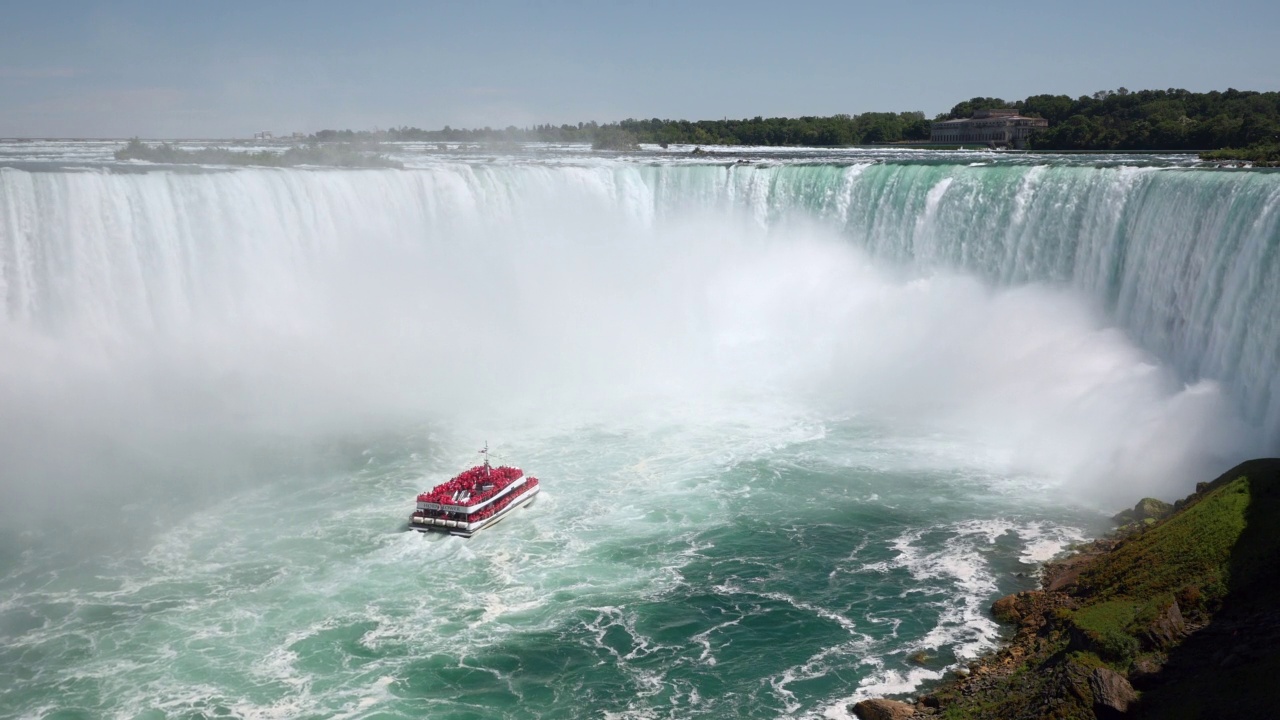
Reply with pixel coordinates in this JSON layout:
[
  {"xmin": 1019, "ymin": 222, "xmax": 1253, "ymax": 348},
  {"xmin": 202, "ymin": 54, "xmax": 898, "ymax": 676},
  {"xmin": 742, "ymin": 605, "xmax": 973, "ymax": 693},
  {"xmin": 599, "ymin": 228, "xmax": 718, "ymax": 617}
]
[
  {"xmin": 4, "ymin": 161, "xmax": 1277, "ymax": 434},
  {"xmin": 0, "ymin": 146, "xmax": 1275, "ymax": 719}
]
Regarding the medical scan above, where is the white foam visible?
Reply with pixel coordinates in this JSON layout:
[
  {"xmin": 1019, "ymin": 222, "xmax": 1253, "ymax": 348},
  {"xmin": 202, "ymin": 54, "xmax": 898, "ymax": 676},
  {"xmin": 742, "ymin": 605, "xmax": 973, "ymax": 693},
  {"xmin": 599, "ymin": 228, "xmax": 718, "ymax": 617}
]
[
  {"xmin": 1016, "ymin": 522, "xmax": 1088, "ymax": 565},
  {"xmin": 836, "ymin": 515, "xmax": 1088, "ymax": 708}
]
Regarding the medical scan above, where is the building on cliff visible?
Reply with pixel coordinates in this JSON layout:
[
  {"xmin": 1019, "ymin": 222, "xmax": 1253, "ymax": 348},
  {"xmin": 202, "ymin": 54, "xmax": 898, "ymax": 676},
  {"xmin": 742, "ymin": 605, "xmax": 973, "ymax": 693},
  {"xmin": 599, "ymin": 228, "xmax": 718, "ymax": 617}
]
[{"xmin": 930, "ymin": 109, "xmax": 1048, "ymax": 148}]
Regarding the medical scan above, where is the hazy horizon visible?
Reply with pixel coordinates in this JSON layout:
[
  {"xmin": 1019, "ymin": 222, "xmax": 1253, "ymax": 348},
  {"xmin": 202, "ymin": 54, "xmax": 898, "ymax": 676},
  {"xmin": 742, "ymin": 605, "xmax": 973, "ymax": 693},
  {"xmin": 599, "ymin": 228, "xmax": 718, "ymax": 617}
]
[{"xmin": 2, "ymin": 0, "xmax": 1278, "ymax": 139}]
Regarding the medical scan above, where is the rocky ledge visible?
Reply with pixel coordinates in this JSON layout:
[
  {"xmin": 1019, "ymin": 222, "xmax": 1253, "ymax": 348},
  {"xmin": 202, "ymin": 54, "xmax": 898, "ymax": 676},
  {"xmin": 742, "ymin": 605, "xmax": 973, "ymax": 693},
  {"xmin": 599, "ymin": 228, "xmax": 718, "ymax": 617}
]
[{"xmin": 853, "ymin": 458, "xmax": 1280, "ymax": 720}]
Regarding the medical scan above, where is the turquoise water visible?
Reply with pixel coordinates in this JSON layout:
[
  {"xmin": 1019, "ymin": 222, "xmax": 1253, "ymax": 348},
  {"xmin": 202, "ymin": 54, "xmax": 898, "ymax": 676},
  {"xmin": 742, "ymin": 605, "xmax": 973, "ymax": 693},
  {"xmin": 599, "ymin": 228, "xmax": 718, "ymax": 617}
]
[
  {"xmin": 0, "ymin": 143, "xmax": 1275, "ymax": 718},
  {"xmin": 0, "ymin": 422, "xmax": 1101, "ymax": 719}
]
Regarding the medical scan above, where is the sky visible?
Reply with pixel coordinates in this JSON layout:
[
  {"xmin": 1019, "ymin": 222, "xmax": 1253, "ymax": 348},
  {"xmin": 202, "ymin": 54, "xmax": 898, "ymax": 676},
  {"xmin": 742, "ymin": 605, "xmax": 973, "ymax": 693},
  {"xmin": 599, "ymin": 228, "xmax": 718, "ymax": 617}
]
[{"xmin": 1, "ymin": 0, "xmax": 1277, "ymax": 138}]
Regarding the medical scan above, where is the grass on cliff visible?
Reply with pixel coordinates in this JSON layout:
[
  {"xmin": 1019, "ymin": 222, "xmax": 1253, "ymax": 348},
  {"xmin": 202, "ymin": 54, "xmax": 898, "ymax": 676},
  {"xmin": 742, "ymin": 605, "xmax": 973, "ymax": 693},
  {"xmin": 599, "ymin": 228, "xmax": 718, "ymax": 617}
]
[
  {"xmin": 1074, "ymin": 477, "xmax": 1255, "ymax": 607},
  {"xmin": 932, "ymin": 462, "xmax": 1280, "ymax": 720},
  {"xmin": 1067, "ymin": 468, "xmax": 1280, "ymax": 666},
  {"xmin": 1124, "ymin": 461, "xmax": 1280, "ymax": 718},
  {"xmin": 1069, "ymin": 599, "xmax": 1146, "ymax": 662}
]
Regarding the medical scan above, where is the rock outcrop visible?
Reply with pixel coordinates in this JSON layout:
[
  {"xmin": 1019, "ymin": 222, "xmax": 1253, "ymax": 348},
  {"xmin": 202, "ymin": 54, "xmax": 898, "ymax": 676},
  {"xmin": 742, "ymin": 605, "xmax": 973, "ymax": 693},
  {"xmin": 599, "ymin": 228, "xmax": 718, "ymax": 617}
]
[
  {"xmin": 1138, "ymin": 598, "xmax": 1185, "ymax": 649},
  {"xmin": 1089, "ymin": 667, "xmax": 1137, "ymax": 717},
  {"xmin": 851, "ymin": 698, "xmax": 917, "ymax": 720},
  {"xmin": 1111, "ymin": 497, "xmax": 1172, "ymax": 529}
]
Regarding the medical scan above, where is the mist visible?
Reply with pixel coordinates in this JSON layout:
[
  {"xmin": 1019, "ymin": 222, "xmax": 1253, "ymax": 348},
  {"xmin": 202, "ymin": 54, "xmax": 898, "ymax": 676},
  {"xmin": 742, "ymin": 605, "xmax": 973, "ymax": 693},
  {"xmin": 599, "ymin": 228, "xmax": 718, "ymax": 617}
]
[{"xmin": 0, "ymin": 166, "xmax": 1263, "ymax": 524}]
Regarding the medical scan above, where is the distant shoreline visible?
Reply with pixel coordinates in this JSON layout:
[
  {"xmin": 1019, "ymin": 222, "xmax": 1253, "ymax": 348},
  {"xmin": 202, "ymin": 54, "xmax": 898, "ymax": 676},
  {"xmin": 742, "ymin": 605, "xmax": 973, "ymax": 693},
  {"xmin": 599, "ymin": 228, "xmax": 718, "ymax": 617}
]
[{"xmin": 1, "ymin": 137, "xmax": 1216, "ymax": 157}]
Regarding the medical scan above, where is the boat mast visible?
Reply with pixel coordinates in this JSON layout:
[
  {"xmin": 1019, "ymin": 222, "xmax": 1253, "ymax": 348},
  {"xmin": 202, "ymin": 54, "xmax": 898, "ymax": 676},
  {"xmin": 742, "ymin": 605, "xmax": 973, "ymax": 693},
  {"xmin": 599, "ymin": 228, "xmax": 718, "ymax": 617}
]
[{"xmin": 480, "ymin": 441, "xmax": 490, "ymax": 474}]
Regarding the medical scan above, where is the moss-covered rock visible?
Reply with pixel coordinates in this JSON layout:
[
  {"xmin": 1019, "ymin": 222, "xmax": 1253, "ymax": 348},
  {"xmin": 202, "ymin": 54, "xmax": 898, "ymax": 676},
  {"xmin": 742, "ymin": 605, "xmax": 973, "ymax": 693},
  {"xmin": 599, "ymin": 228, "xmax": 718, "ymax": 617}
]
[
  {"xmin": 1136, "ymin": 598, "xmax": 1185, "ymax": 649},
  {"xmin": 1112, "ymin": 497, "xmax": 1172, "ymax": 528}
]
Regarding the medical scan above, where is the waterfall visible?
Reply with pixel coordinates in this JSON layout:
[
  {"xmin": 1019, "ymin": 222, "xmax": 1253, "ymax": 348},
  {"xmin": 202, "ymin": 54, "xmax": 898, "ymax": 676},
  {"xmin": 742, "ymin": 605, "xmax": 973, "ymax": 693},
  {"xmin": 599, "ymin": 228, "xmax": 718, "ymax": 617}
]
[{"xmin": 2, "ymin": 161, "xmax": 1278, "ymax": 441}]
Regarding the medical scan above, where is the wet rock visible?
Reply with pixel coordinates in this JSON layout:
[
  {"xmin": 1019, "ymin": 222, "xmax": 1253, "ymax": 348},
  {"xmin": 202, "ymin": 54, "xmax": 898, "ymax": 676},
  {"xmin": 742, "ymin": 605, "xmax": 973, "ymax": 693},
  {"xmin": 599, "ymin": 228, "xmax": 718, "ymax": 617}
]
[
  {"xmin": 991, "ymin": 590, "xmax": 1078, "ymax": 635},
  {"xmin": 991, "ymin": 593, "xmax": 1024, "ymax": 623},
  {"xmin": 851, "ymin": 698, "xmax": 917, "ymax": 720},
  {"xmin": 1044, "ymin": 551, "xmax": 1106, "ymax": 593}
]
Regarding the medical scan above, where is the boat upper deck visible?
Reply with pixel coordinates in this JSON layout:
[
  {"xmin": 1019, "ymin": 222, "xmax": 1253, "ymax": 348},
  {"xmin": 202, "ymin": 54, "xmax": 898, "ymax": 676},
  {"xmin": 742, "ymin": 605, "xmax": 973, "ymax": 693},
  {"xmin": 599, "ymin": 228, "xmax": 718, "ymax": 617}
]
[{"xmin": 416, "ymin": 465, "xmax": 531, "ymax": 514}]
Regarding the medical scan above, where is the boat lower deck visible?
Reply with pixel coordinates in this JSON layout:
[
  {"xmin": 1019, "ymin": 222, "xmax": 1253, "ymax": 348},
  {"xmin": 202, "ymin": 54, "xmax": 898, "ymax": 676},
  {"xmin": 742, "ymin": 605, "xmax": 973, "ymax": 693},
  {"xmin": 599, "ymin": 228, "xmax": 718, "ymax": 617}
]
[{"xmin": 410, "ymin": 485, "xmax": 540, "ymax": 537}]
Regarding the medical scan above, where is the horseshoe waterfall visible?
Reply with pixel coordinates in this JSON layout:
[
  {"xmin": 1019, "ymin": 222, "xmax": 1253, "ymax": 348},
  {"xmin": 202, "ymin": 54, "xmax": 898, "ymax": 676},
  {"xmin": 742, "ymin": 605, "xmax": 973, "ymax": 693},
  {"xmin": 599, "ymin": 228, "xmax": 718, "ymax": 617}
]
[{"xmin": 1, "ymin": 146, "xmax": 1277, "ymax": 719}]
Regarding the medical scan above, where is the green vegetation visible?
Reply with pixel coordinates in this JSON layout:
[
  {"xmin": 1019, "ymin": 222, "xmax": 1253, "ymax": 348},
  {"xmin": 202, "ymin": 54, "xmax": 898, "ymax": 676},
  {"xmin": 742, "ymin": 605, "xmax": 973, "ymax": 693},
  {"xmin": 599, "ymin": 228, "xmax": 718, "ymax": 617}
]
[
  {"xmin": 305, "ymin": 87, "xmax": 1279, "ymax": 155},
  {"xmin": 1075, "ymin": 478, "xmax": 1251, "ymax": 604},
  {"xmin": 1070, "ymin": 600, "xmax": 1145, "ymax": 663},
  {"xmin": 1199, "ymin": 143, "xmax": 1280, "ymax": 166},
  {"xmin": 313, "ymin": 111, "xmax": 933, "ymax": 148},
  {"xmin": 925, "ymin": 460, "xmax": 1280, "ymax": 720},
  {"xmin": 942, "ymin": 88, "xmax": 1280, "ymax": 152},
  {"xmin": 114, "ymin": 139, "xmax": 403, "ymax": 169},
  {"xmin": 1060, "ymin": 471, "xmax": 1279, "ymax": 675}
]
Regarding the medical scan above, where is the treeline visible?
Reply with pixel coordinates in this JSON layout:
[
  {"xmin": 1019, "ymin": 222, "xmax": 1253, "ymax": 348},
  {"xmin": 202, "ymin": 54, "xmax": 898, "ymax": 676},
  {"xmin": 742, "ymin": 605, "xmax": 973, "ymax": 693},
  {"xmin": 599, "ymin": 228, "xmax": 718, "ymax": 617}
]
[
  {"xmin": 306, "ymin": 87, "xmax": 1280, "ymax": 154},
  {"xmin": 615, "ymin": 112, "xmax": 930, "ymax": 146},
  {"xmin": 944, "ymin": 88, "xmax": 1280, "ymax": 151},
  {"xmin": 313, "ymin": 111, "xmax": 932, "ymax": 147}
]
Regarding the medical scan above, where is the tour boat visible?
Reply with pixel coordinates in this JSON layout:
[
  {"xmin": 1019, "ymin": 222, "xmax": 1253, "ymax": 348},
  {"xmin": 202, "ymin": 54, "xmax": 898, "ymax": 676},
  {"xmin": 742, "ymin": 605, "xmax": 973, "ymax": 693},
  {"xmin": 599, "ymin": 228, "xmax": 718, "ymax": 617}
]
[{"xmin": 409, "ymin": 445, "xmax": 540, "ymax": 537}]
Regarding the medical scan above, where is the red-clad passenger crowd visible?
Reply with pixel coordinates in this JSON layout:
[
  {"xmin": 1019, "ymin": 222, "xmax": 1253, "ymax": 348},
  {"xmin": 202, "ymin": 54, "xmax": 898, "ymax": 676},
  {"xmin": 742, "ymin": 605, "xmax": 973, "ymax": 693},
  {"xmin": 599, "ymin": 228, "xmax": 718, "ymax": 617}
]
[
  {"xmin": 416, "ymin": 464, "xmax": 531, "ymax": 512},
  {"xmin": 464, "ymin": 477, "xmax": 538, "ymax": 524}
]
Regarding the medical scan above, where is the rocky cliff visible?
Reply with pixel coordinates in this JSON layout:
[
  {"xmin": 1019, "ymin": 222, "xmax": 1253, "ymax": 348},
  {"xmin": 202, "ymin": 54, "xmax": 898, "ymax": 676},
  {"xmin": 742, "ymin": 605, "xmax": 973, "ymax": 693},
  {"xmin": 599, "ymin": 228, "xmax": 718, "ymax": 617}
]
[{"xmin": 853, "ymin": 458, "xmax": 1280, "ymax": 720}]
